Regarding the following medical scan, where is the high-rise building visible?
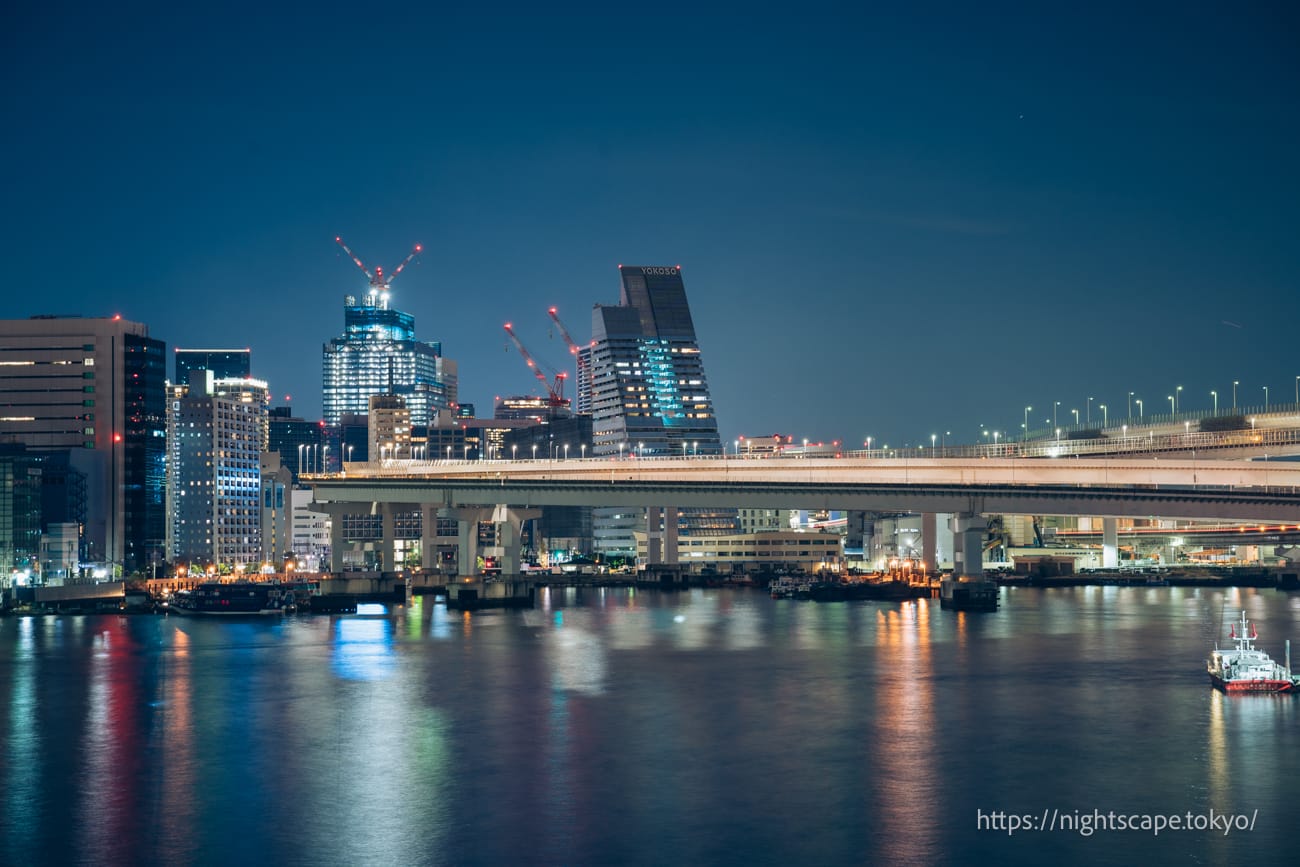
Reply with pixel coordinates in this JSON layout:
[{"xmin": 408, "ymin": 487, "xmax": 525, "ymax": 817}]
[
  {"xmin": 268, "ymin": 407, "xmax": 324, "ymax": 483},
  {"xmin": 175, "ymin": 348, "xmax": 251, "ymax": 385},
  {"xmin": 587, "ymin": 266, "xmax": 734, "ymax": 557},
  {"xmin": 0, "ymin": 315, "xmax": 166, "ymax": 574},
  {"xmin": 165, "ymin": 378, "xmax": 266, "ymax": 569},
  {"xmin": 589, "ymin": 265, "xmax": 722, "ymax": 457},
  {"xmin": 368, "ymin": 394, "xmax": 411, "ymax": 460},
  {"xmin": 321, "ymin": 288, "xmax": 457, "ymax": 427}
]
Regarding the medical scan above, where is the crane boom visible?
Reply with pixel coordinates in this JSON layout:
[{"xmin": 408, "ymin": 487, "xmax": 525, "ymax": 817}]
[
  {"xmin": 547, "ymin": 307, "xmax": 581, "ymax": 357},
  {"xmin": 334, "ymin": 236, "xmax": 374, "ymax": 282},
  {"xmin": 334, "ymin": 237, "xmax": 423, "ymax": 307},
  {"xmin": 504, "ymin": 323, "xmax": 566, "ymax": 406}
]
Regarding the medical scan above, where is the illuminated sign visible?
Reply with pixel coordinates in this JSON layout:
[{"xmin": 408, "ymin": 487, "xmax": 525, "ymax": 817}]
[{"xmin": 641, "ymin": 266, "xmax": 679, "ymax": 276}]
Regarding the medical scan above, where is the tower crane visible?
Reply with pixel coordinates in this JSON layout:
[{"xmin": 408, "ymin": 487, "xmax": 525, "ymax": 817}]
[
  {"xmin": 503, "ymin": 323, "xmax": 568, "ymax": 408},
  {"xmin": 547, "ymin": 306, "xmax": 589, "ymax": 405},
  {"xmin": 334, "ymin": 236, "xmax": 423, "ymax": 308}
]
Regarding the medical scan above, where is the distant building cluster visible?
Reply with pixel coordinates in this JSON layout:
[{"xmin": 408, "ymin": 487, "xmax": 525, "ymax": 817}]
[{"xmin": 0, "ymin": 251, "xmax": 790, "ymax": 583}]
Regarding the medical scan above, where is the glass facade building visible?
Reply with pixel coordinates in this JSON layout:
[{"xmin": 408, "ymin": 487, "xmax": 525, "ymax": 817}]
[
  {"xmin": 322, "ymin": 297, "xmax": 456, "ymax": 427},
  {"xmin": 174, "ymin": 348, "xmax": 251, "ymax": 385},
  {"xmin": 588, "ymin": 266, "xmax": 735, "ymax": 557}
]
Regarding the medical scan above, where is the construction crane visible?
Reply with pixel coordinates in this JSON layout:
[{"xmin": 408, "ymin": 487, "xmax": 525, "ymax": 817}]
[
  {"xmin": 334, "ymin": 236, "xmax": 422, "ymax": 308},
  {"xmin": 503, "ymin": 323, "xmax": 568, "ymax": 408},
  {"xmin": 547, "ymin": 306, "xmax": 588, "ymax": 407}
]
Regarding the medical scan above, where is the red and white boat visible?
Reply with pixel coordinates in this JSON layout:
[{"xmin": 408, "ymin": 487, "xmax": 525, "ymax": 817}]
[{"xmin": 1206, "ymin": 611, "xmax": 1299, "ymax": 693}]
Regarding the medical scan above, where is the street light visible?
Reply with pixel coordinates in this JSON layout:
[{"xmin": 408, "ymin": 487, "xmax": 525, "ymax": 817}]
[
  {"xmin": 512, "ymin": 444, "xmax": 517, "ymax": 461},
  {"xmin": 1176, "ymin": 385, "xmax": 1183, "ymax": 413},
  {"xmin": 563, "ymin": 444, "xmax": 569, "ymax": 461},
  {"xmin": 532, "ymin": 444, "xmax": 537, "ymax": 461},
  {"xmin": 1136, "ymin": 398, "xmax": 1143, "ymax": 418},
  {"xmin": 618, "ymin": 443, "xmax": 624, "ymax": 459},
  {"xmin": 347, "ymin": 444, "xmax": 354, "ymax": 463},
  {"xmin": 931, "ymin": 434, "xmax": 936, "ymax": 451},
  {"xmin": 1087, "ymin": 397, "xmax": 1093, "ymax": 424},
  {"xmin": 1053, "ymin": 401, "xmax": 1060, "ymax": 429},
  {"xmin": 692, "ymin": 441, "xmax": 698, "ymax": 456},
  {"xmin": 1128, "ymin": 392, "xmax": 1133, "ymax": 421},
  {"xmin": 1233, "ymin": 380, "xmax": 1238, "ymax": 410},
  {"xmin": 1023, "ymin": 406, "xmax": 1032, "ymax": 440},
  {"xmin": 1100, "ymin": 404, "xmax": 1107, "ymax": 427},
  {"xmin": 1071, "ymin": 408, "xmax": 1079, "ymax": 426},
  {"xmin": 1211, "ymin": 391, "xmax": 1217, "ymax": 414},
  {"xmin": 581, "ymin": 444, "xmax": 586, "ymax": 459},
  {"xmin": 1263, "ymin": 385, "xmax": 1269, "ymax": 412},
  {"xmin": 1168, "ymin": 395, "xmax": 1175, "ymax": 416},
  {"xmin": 297, "ymin": 444, "xmax": 304, "ymax": 474}
]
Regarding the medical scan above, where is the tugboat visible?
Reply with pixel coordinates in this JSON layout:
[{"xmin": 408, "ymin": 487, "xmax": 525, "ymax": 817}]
[
  {"xmin": 168, "ymin": 582, "xmax": 297, "ymax": 616},
  {"xmin": 1206, "ymin": 611, "xmax": 1299, "ymax": 693}
]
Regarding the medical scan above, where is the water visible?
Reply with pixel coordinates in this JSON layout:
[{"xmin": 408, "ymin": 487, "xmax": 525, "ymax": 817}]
[{"xmin": 2, "ymin": 587, "xmax": 1296, "ymax": 866}]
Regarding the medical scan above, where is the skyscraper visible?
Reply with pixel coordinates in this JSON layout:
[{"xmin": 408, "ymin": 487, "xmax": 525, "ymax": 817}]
[
  {"xmin": 165, "ymin": 378, "xmax": 267, "ymax": 568},
  {"xmin": 588, "ymin": 266, "xmax": 734, "ymax": 557},
  {"xmin": 590, "ymin": 265, "xmax": 722, "ymax": 457},
  {"xmin": 322, "ymin": 242, "xmax": 457, "ymax": 427},
  {"xmin": 0, "ymin": 315, "xmax": 166, "ymax": 574}
]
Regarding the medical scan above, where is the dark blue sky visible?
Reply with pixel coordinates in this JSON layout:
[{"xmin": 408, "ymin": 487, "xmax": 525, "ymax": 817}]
[{"xmin": 5, "ymin": 1, "xmax": 1297, "ymax": 446}]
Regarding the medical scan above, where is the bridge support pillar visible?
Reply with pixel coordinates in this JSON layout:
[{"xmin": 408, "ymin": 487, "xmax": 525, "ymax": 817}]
[
  {"xmin": 421, "ymin": 505, "xmax": 438, "ymax": 574},
  {"xmin": 448, "ymin": 507, "xmax": 491, "ymax": 579},
  {"xmin": 328, "ymin": 508, "xmax": 347, "ymax": 573},
  {"xmin": 380, "ymin": 505, "xmax": 396, "ymax": 572},
  {"xmin": 644, "ymin": 507, "xmax": 680, "ymax": 564},
  {"xmin": 922, "ymin": 513, "xmax": 937, "ymax": 573},
  {"xmin": 1102, "ymin": 518, "xmax": 1119, "ymax": 569},
  {"xmin": 950, "ymin": 513, "xmax": 986, "ymax": 578},
  {"xmin": 492, "ymin": 505, "xmax": 542, "ymax": 574}
]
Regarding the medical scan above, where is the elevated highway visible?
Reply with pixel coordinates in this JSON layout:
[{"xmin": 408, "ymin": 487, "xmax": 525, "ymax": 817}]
[{"xmin": 310, "ymin": 456, "xmax": 1300, "ymax": 525}]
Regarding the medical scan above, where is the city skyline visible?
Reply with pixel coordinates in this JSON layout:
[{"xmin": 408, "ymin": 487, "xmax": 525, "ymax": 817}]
[{"xmin": 4, "ymin": 3, "xmax": 1296, "ymax": 446}]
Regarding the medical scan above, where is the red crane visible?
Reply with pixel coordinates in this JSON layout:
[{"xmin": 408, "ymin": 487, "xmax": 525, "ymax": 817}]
[
  {"xmin": 503, "ymin": 323, "xmax": 568, "ymax": 407},
  {"xmin": 547, "ymin": 306, "xmax": 588, "ymax": 403},
  {"xmin": 334, "ymin": 236, "xmax": 422, "ymax": 306}
]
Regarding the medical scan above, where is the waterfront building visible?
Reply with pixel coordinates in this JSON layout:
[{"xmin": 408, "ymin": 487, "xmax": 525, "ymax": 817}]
[
  {"xmin": 0, "ymin": 315, "xmax": 165, "ymax": 574},
  {"xmin": 174, "ymin": 348, "xmax": 251, "ymax": 385},
  {"xmin": 633, "ymin": 530, "xmax": 843, "ymax": 574},
  {"xmin": 165, "ymin": 376, "xmax": 266, "ymax": 569},
  {"xmin": 321, "ymin": 288, "xmax": 457, "ymax": 427},
  {"xmin": 0, "ymin": 445, "xmax": 44, "ymax": 581},
  {"xmin": 260, "ymin": 452, "xmax": 293, "ymax": 566},
  {"xmin": 587, "ymin": 265, "xmax": 735, "ymax": 557}
]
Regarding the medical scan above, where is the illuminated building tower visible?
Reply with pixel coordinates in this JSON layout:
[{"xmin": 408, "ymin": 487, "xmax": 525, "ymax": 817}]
[
  {"xmin": 165, "ymin": 377, "xmax": 267, "ymax": 569},
  {"xmin": 322, "ymin": 239, "xmax": 457, "ymax": 427},
  {"xmin": 368, "ymin": 394, "xmax": 411, "ymax": 460},
  {"xmin": 588, "ymin": 265, "xmax": 734, "ymax": 557},
  {"xmin": 0, "ymin": 315, "xmax": 166, "ymax": 574},
  {"xmin": 590, "ymin": 265, "xmax": 722, "ymax": 457}
]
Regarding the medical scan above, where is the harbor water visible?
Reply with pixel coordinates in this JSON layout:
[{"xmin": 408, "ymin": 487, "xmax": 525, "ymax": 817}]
[{"xmin": 2, "ymin": 586, "xmax": 1296, "ymax": 866}]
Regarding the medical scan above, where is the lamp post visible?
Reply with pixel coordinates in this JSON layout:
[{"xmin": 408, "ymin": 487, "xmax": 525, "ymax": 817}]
[
  {"xmin": 638, "ymin": 442, "xmax": 643, "ymax": 459},
  {"xmin": 1168, "ymin": 395, "xmax": 1175, "ymax": 416},
  {"xmin": 1128, "ymin": 392, "xmax": 1133, "ymax": 421},
  {"xmin": 931, "ymin": 433, "xmax": 936, "ymax": 452},
  {"xmin": 1136, "ymin": 399, "xmax": 1143, "ymax": 419},
  {"xmin": 581, "ymin": 444, "xmax": 586, "ymax": 460},
  {"xmin": 347, "ymin": 444, "xmax": 354, "ymax": 463},
  {"xmin": 1233, "ymin": 380, "xmax": 1238, "ymax": 410},
  {"xmin": 322, "ymin": 445, "xmax": 330, "ymax": 470},
  {"xmin": 1087, "ymin": 397, "xmax": 1093, "ymax": 424},
  {"xmin": 531, "ymin": 444, "xmax": 537, "ymax": 461},
  {"xmin": 1263, "ymin": 386, "xmax": 1269, "ymax": 411},
  {"xmin": 1100, "ymin": 404, "xmax": 1108, "ymax": 427},
  {"xmin": 1295, "ymin": 375, "xmax": 1299, "ymax": 406},
  {"xmin": 563, "ymin": 444, "xmax": 569, "ymax": 461},
  {"xmin": 865, "ymin": 436, "xmax": 872, "ymax": 452},
  {"xmin": 692, "ymin": 441, "xmax": 698, "ymax": 456},
  {"xmin": 1053, "ymin": 401, "xmax": 1060, "ymax": 429},
  {"xmin": 297, "ymin": 444, "xmax": 304, "ymax": 475},
  {"xmin": 1211, "ymin": 391, "xmax": 1217, "ymax": 414},
  {"xmin": 619, "ymin": 443, "xmax": 624, "ymax": 459},
  {"xmin": 1023, "ymin": 406, "xmax": 1032, "ymax": 440},
  {"xmin": 1071, "ymin": 408, "xmax": 1079, "ymax": 426},
  {"xmin": 512, "ymin": 444, "xmax": 517, "ymax": 461},
  {"xmin": 1176, "ymin": 385, "xmax": 1182, "ymax": 413}
]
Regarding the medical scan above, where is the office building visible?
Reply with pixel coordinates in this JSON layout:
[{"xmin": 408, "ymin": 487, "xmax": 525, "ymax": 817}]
[
  {"xmin": 587, "ymin": 266, "xmax": 734, "ymax": 557},
  {"xmin": 165, "ymin": 377, "xmax": 266, "ymax": 569},
  {"xmin": 322, "ymin": 290, "xmax": 457, "ymax": 427},
  {"xmin": 174, "ymin": 348, "xmax": 251, "ymax": 385},
  {"xmin": 0, "ymin": 315, "xmax": 166, "ymax": 574},
  {"xmin": 268, "ymin": 407, "xmax": 324, "ymax": 483},
  {"xmin": 369, "ymin": 394, "xmax": 411, "ymax": 460}
]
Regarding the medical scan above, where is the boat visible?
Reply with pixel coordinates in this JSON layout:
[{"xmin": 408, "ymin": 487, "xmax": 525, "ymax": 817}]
[
  {"xmin": 168, "ymin": 582, "xmax": 297, "ymax": 616},
  {"xmin": 1206, "ymin": 611, "xmax": 1299, "ymax": 693},
  {"xmin": 939, "ymin": 576, "xmax": 999, "ymax": 611}
]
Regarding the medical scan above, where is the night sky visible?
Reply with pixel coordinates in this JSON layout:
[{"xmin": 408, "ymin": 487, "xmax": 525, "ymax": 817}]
[{"xmin": 5, "ymin": 2, "xmax": 1297, "ymax": 448}]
